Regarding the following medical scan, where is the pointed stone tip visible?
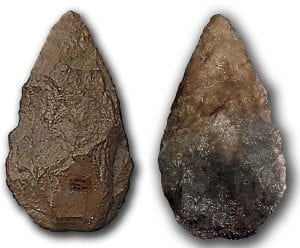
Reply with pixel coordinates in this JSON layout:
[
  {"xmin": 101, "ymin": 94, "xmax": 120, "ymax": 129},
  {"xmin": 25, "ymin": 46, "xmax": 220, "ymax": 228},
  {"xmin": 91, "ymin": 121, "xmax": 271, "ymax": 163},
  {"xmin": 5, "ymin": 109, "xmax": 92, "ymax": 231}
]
[
  {"xmin": 208, "ymin": 14, "xmax": 232, "ymax": 29},
  {"xmin": 33, "ymin": 9, "xmax": 97, "ymax": 74},
  {"xmin": 63, "ymin": 10, "xmax": 80, "ymax": 17},
  {"xmin": 202, "ymin": 14, "xmax": 238, "ymax": 42},
  {"xmin": 210, "ymin": 14, "xmax": 229, "ymax": 23},
  {"xmin": 59, "ymin": 10, "xmax": 82, "ymax": 24}
]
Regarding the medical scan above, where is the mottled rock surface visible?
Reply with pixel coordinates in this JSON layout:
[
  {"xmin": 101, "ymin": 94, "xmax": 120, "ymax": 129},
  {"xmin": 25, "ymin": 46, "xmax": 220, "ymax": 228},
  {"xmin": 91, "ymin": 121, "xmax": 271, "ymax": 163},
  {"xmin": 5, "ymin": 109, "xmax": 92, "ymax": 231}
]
[
  {"xmin": 6, "ymin": 11, "xmax": 133, "ymax": 231},
  {"xmin": 159, "ymin": 15, "xmax": 286, "ymax": 239}
]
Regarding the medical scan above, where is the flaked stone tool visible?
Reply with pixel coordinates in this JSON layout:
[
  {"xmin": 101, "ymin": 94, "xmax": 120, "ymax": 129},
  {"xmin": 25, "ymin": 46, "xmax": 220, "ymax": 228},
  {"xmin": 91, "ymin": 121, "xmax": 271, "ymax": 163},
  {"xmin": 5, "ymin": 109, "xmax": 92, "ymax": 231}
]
[
  {"xmin": 158, "ymin": 14, "xmax": 286, "ymax": 239},
  {"xmin": 6, "ymin": 11, "xmax": 133, "ymax": 231}
]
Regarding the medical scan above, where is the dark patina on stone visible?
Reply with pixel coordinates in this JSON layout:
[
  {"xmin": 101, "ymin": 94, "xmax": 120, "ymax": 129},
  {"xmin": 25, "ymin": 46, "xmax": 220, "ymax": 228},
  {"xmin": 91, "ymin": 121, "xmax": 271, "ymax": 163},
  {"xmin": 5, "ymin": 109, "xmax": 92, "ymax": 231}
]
[
  {"xmin": 158, "ymin": 15, "xmax": 286, "ymax": 239},
  {"xmin": 6, "ymin": 11, "xmax": 133, "ymax": 231}
]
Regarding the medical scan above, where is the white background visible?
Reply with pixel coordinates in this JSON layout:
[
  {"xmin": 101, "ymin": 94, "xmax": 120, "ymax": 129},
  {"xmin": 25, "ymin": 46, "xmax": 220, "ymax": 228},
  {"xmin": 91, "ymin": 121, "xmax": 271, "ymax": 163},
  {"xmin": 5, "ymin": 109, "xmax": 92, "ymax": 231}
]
[{"xmin": 0, "ymin": 0, "xmax": 298, "ymax": 247}]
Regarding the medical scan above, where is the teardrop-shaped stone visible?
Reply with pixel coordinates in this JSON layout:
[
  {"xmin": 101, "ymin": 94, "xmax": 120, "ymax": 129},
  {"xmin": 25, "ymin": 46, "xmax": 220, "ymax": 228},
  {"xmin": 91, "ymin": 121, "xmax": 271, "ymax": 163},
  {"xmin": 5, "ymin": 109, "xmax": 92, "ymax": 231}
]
[
  {"xmin": 158, "ymin": 15, "xmax": 286, "ymax": 239},
  {"xmin": 6, "ymin": 11, "xmax": 133, "ymax": 231}
]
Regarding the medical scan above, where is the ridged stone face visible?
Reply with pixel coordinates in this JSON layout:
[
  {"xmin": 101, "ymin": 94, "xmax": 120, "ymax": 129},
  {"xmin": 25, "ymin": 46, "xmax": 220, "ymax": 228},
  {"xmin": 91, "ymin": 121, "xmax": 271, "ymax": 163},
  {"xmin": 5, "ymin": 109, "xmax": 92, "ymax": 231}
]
[
  {"xmin": 158, "ymin": 15, "xmax": 286, "ymax": 239},
  {"xmin": 6, "ymin": 11, "xmax": 133, "ymax": 231}
]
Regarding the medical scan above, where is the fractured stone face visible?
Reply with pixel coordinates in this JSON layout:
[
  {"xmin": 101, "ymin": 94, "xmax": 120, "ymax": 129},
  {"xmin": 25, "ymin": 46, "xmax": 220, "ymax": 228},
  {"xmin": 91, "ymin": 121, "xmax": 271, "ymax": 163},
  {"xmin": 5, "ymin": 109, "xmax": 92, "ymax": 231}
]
[
  {"xmin": 6, "ymin": 11, "xmax": 133, "ymax": 231},
  {"xmin": 158, "ymin": 15, "xmax": 286, "ymax": 239}
]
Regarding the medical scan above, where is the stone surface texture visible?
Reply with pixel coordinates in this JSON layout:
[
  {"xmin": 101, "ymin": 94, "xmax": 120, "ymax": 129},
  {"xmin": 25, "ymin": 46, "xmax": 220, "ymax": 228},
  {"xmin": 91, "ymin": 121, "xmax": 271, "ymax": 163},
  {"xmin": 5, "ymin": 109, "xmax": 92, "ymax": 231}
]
[
  {"xmin": 6, "ymin": 11, "xmax": 133, "ymax": 231},
  {"xmin": 158, "ymin": 15, "xmax": 286, "ymax": 239}
]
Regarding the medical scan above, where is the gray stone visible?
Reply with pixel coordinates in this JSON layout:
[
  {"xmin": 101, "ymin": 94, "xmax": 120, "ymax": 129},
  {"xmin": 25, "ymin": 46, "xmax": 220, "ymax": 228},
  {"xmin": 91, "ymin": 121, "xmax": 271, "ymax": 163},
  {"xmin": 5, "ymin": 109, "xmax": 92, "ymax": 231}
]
[{"xmin": 159, "ymin": 14, "xmax": 286, "ymax": 239}]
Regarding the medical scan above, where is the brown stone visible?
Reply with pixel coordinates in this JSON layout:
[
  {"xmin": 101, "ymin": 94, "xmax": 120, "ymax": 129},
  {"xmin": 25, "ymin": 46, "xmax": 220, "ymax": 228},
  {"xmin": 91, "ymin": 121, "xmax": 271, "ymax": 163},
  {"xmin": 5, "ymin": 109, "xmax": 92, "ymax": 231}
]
[
  {"xmin": 6, "ymin": 11, "xmax": 133, "ymax": 231},
  {"xmin": 158, "ymin": 15, "xmax": 286, "ymax": 239}
]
